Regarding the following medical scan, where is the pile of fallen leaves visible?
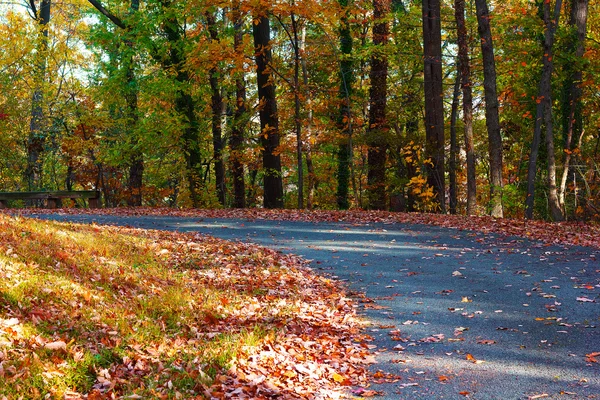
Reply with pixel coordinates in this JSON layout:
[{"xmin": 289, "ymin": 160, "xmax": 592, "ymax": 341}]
[
  {"xmin": 0, "ymin": 214, "xmax": 372, "ymax": 399},
  {"xmin": 17, "ymin": 207, "xmax": 600, "ymax": 249}
]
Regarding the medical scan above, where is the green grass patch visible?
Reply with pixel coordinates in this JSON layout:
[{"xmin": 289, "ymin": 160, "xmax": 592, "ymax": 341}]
[{"xmin": 0, "ymin": 214, "xmax": 298, "ymax": 398}]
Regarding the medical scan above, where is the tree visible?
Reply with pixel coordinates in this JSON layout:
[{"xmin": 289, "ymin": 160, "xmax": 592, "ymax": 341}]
[
  {"xmin": 422, "ymin": 0, "xmax": 445, "ymax": 212},
  {"xmin": 449, "ymin": 71, "xmax": 460, "ymax": 214},
  {"xmin": 559, "ymin": 0, "xmax": 589, "ymax": 213},
  {"xmin": 230, "ymin": 2, "xmax": 247, "ymax": 209},
  {"xmin": 455, "ymin": 0, "xmax": 476, "ymax": 215},
  {"xmin": 253, "ymin": 13, "xmax": 284, "ymax": 209},
  {"xmin": 206, "ymin": 11, "xmax": 226, "ymax": 206},
  {"xmin": 475, "ymin": 0, "xmax": 503, "ymax": 217},
  {"xmin": 367, "ymin": 0, "xmax": 391, "ymax": 210},
  {"xmin": 289, "ymin": 7, "xmax": 305, "ymax": 209},
  {"xmin": 336, "ymin": 0, "xmax": 354, "ymax": 210},
  {"xmin": 26, "ymin": 0, "xmax": 51, "ymax": 191},
  {"xmin": 87, "ymin": 0, "xmax": 143, "ymax": 206},
  {"xmin": 274, "ymin": 4, "xmax": 305, "ymax": 209},
  {"xmin": 524, "ymin": 0, "xmax": 563, "ymax": 220}
]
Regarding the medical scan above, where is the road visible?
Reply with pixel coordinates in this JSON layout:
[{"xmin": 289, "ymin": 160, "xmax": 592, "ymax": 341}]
[{"xmin": 32, "ymin": 213, "xmax": 600, "ymax": 399}]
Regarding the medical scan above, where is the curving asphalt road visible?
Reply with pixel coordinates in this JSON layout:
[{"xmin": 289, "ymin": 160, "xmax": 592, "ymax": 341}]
[{"xmin": 31, "ymin": 213, "xmax": 600, "ymax": 399}]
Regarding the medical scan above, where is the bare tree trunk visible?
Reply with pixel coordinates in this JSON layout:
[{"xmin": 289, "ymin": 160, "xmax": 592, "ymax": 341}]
[
  {"xmin": 231, "ymin": 3, "xmax": 246, "ymax": 208},
  {"xmin": 336, "ymin": 0, "xmax": 354, "ymax": 210},
  {"xmin": 475, "ymin": 0, "xmax": 503, "ymax": 217},
  {"xmin": 125, "ymin": 56, "xmax": 143, "ymax": 207},
  {"xmin": 559, "ymin": 0, "xmax": 589, "ymax": 213},
  {"xmin": 291, "ymin": 11, "xmax": 304, "ymax": 209},
  {"xmin": 300, "ymin": 24, "xmax": 315, "ymax": 209},
  {"xmin": 367, "ymin": 0, "xmax": 391, "ymax": 210},
  {"xmin": 449, "ymin": 72, "xmax": 460, "ymax": 215},
  {"xmin": 422, "ymin": 0, "xmax": 446, "ymax": 212},
  {"xmin": 253, "ymin": 14, "xmax": 284, "ymax": 209},
  {"xmin": 455, "ymin": 0, "xmax": 476, "ymax": 215},
  {"xmin": 26, "ymin": 0, "xmax": 51, "ymax": 191},
  {"xmin": 525, "ymin": 0, "xmax": 563, "ymax": 220},
  {"xmin": 206, "ymin": 12, "xmax": 226, "ymax": 206}
]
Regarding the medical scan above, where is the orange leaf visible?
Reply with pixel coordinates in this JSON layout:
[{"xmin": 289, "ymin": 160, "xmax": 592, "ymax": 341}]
[
  {"xmin": 585, "ymin": 352, "xmax": 600, "ymax": 363},
  {"xmin": 459, "ymin": 391, "xmax": 470, "ymax": 396}
]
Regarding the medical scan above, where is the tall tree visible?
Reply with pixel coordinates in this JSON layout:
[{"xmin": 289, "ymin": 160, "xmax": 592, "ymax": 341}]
[
  {"xmin": 88, "ymin": 0, "xmax": 144, "ymax": 206},
  {"xmin": 455, "ymin": 0, "xmax": 476, "ymax": 215},
  {"xmin": 124, "ymin": 0, "xmax": 143, "ymax": 206},
  {"xmin": 26, "ymin": 0, "xmax": 51, "ymax": 191},
  {"xmin": 422, "ymin": 0, "xmax": 445, "ymax": 212},
  {"xmin": 475, "ymin": 0, "xmax": 503, "ymax": 217},
  {"xmin": 206, "ymin": 11, "xmax": 226, "ymax": 206},
  {"xmin": 275, "ymin": 7, "xmax": 305, "ymax": 209},
  {"xmin": 449, "ymin": 71, "xmax": 460, "ymax": 214},
  {"xmin": 300, "ymin": 24, "xmax": 316, "ymax": 209},
  {"xmin": 559, "ymin": 0, "xmax": 589, "ymax": 212},
  {"xmin": 253, "ymin": 13, "xmax": 284, "ymax": 208},
  {"xmin": 336, "ymin": 0, "xmax": 354, "ymax": 210},
  {"xmin": 525, "ymin": 0, "xmax": 563, "ymax": 220},
  {"xmin": 367, "ymin": 0, "xmax": 391, "ymax": 210},
  {"xmin": 291, "ymin": 10, "xmax": 304, "ymax": 209},
  {"xmin": 230, "ymin": 2, "xmax": 246, "ymax": 208},
  {"xmin": 157, "ymin": 0, "xmax": 204, "ymax": 207}
]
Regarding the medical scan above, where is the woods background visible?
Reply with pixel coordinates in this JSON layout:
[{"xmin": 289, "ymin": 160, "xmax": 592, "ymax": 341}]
[{"xmin": 0, "ymin": 0, "xmax": 597, "ymax": 220}]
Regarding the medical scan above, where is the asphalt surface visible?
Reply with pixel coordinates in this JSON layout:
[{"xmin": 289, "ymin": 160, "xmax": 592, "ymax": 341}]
[{"xmin": 31, "ymin": 213, "xmax": 600, "ymax": 399}]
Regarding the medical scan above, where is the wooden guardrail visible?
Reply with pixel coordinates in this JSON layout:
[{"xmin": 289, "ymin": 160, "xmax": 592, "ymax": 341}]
[{"xmin": 0, "ymin": 191, "xmax": 100, "ymax": 209}]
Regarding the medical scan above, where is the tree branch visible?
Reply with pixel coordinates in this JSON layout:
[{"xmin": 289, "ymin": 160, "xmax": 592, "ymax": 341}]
[{"xmin": 87, "ymin": 0, "xmax": 126, "ymax": 29}]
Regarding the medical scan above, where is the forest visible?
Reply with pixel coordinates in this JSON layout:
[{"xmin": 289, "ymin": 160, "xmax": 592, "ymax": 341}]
[{"xmin": 0, "ymin": 0, "xmax": 598, "ymax": 220}]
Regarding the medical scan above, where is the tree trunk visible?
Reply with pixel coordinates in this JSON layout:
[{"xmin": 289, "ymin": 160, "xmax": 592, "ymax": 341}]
[
  {"xmin": 366, "ymin": 0, "xmax": 390, "ymax": 210},
  {"xmin": 455, "ymin": 0, "xmax": 476, "ymax": 215},
  {"xmin": 26, "ymin": 0, "xmax": 51, "ymax": 191},
  {"xmin": 125, "ymin": 58, "xmax": 143, "ymax": 207},
  {"xmin": 206, "ymin": 12, "xmax": 226, "ymax": 206},
  {"xmin": 475, "ymin": 0, "xmax": 503, "ymax": 217},
  {"xmin": 159, "ymin": 9, "xmax": 204, "ymax": 207},
  {"xmin": 525, "ymin": 0, "xmax": 563, "ymax": 220},
  {"xmin": 422, "ymin": 0, "xmax": 445, "ymax": 212},
  {"xmin": 336, "ymin": 0, "xmax": 353, "ymax": 210},
  {"xmin": 449, "ymin": 72, "xmax": 460, "ymax": 215},
  {"xmin": 125, "ymin": 0, "xmax": 144, "ymax": 207},
  {"xmin": 300, "ymin": 24, "xmax": 316, "ymax": 209},
  {"xmin": 231, "ymin": 3, "xmax": 246, "ymax": 208},
  {"xmin": 253, "ymin": 14, "xmax": 283, "ymax": 209},
  {"xmin": 291, "ymin": 12, "xmax": 304, "ymax": 209},
  {"xmin": 125, "ymin": 0, "xmax": 142, "ymax": 206},
  {"xmin": 559, "ymin": 0, "xmax": 589, "ymax": 213}
]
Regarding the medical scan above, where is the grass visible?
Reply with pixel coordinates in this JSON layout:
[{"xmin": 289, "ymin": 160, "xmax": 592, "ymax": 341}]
[{"xmin": 0, "ymin": 214, "xmax": 368, "ymax": 399}]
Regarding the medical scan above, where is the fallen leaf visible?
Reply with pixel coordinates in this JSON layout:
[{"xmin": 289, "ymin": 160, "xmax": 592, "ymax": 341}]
[
  {"xmin": 466, "ymin": 353, "xmax": 484, "ymax": 364},
  {"xmin": 528, "ymin": 394, "xmax": 549, "ymax": 400},
  {"xmin": 44, "ymin": 341, "xmax": 67, "ymax": 351},
  {"xmin": 577, "ymin": 297, "xmax": 595, "ymax": 303},
  {"xmin": 585, "ymin": 352, "xmax": 600, "ymax": 363}
]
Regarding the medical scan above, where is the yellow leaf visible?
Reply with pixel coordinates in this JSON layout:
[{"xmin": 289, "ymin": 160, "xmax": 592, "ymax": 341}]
[{"xmin": 333, "ymin": 372, "xmax": 345, "ymax": 383}]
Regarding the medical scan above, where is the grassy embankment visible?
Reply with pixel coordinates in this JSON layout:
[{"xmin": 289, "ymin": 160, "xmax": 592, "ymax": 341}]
[{"xmin": 0, "ymin": 214, "xmax": 368, "ymax": 399}]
